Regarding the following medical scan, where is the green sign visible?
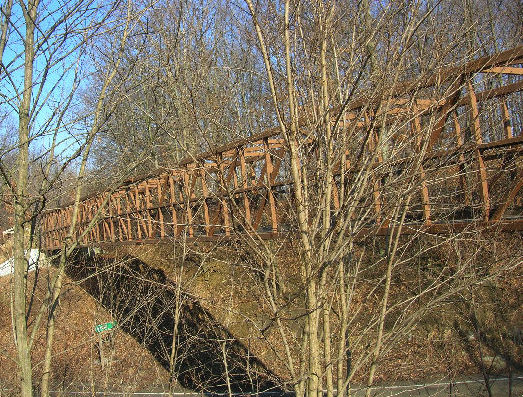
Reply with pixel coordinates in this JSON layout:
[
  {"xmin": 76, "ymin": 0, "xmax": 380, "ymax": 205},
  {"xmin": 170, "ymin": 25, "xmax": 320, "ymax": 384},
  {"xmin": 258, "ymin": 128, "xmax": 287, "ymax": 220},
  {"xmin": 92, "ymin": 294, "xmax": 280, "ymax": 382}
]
[{"xmin": 95, "ymin": 322, "xmax": 116, "ymax": 333}]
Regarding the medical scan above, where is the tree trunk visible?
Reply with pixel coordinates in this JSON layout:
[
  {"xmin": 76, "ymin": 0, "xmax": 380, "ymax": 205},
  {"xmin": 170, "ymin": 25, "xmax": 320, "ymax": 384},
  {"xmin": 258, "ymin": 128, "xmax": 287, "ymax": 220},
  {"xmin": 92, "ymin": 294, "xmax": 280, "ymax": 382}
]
[
  {"xmin": 13, "ymin": 1, "xmax": 38, "ymax": 395},
  {"xmin": 40, "ymin": 251, "xmax": 66, "ymax": 397}
]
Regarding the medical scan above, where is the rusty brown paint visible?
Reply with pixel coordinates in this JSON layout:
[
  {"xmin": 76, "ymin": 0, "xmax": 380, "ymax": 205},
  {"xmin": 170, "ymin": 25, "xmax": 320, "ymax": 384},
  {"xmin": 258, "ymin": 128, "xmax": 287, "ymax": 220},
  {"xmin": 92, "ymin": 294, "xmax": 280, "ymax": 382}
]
[{"xmin": 38, "ymin": 47, "xmax": 523, "ymax": 249}]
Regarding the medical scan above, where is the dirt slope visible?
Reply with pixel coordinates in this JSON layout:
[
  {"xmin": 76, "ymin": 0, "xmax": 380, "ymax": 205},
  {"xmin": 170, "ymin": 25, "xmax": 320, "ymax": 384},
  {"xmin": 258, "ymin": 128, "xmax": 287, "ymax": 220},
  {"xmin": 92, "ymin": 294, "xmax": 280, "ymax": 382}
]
[{"xmin": 0, "ymin": 267, "xmax": 170, "ymax": 395}]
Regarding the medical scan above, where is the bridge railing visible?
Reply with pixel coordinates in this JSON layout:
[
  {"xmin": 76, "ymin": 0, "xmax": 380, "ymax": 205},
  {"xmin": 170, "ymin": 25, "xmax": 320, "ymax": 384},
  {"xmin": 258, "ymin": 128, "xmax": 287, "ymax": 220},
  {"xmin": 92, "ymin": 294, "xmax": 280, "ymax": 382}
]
[{"xmin": 41, "ymin": 47, "xmax": 523, "ymax": 249}]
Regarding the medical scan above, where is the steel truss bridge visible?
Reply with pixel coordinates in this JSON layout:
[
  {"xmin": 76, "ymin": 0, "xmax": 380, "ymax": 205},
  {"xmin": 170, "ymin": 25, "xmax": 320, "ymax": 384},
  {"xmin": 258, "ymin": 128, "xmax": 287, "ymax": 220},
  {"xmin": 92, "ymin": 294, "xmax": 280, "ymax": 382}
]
[{"xmin": 42, "ymin": 47, "xmax": 523, "ymax": 250}]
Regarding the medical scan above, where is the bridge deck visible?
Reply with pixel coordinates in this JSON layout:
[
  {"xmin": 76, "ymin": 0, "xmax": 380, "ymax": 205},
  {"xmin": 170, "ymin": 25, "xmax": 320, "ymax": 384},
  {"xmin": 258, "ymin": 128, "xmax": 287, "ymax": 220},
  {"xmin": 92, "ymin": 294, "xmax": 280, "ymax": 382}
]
[{"xmin": 41, "ymin": 47, "xmax": 523, "ymax": 250}]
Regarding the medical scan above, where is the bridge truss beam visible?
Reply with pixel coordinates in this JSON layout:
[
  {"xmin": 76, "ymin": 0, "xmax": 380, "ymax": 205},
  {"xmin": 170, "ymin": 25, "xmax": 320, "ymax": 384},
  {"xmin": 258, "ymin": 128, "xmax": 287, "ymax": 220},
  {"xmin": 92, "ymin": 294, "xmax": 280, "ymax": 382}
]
[{"xmin": 42, "ymin": 47, "xmax": 523, "ymax": 250}]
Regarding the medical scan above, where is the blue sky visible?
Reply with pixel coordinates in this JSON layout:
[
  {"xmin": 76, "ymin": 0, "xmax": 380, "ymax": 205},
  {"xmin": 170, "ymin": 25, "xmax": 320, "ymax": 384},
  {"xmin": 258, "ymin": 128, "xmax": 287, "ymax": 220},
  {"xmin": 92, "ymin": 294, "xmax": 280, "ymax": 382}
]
[{"xmin": 0, "ymin": 0, "xmax": 115, "ymax": 162}]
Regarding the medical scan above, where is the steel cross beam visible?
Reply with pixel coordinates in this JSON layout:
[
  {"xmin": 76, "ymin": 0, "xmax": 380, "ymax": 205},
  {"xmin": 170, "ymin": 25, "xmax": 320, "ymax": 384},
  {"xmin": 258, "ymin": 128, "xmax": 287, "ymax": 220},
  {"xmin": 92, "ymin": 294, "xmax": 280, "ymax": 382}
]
[{"xmin": 41, "ymin": 47, "xmax": 523, "ymax": 250}]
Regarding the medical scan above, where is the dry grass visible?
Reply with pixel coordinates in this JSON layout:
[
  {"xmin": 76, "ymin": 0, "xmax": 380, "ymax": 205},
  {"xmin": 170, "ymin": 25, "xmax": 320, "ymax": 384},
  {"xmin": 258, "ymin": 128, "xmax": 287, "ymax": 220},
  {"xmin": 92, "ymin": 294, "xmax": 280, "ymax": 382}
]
[{"xmin": 0, "ymin": 263, "xmax": 170, "ymax": 395}]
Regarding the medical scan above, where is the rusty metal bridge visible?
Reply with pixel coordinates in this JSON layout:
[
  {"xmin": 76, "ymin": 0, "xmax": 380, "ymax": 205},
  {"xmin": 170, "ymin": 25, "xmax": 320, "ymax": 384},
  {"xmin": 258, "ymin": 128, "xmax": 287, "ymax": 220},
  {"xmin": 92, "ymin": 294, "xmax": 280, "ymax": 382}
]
[{"xmin": 42, "ymin": 47, "xmax": 523, "ymax": 250}]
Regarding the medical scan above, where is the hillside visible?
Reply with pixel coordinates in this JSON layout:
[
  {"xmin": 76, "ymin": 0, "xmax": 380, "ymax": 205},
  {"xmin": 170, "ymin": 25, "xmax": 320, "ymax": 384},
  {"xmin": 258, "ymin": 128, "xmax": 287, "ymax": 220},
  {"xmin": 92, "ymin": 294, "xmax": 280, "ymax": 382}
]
[
  {"xmin": 1, "ymin": 233, "xmax": 521, "ymax": 395},
  {"xmin": 0, "ymin": 265, "xmax": 171, "ymax": 395},
  {"xmin": 115, "ymin": 237, "xmax": 522, "ymax": 385}
]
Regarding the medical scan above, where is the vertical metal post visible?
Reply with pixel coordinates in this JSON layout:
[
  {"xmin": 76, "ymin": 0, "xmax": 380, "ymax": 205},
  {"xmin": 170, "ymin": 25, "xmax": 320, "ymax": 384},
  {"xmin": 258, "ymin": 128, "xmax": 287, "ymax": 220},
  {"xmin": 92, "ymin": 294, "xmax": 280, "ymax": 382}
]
[
  {"xmin": 264, "ymin": 138, "xmax": 278, "ymax": 234},
  {"xmin": 468, "ymin": 80, "xmax": 490, "ymax": 221}
]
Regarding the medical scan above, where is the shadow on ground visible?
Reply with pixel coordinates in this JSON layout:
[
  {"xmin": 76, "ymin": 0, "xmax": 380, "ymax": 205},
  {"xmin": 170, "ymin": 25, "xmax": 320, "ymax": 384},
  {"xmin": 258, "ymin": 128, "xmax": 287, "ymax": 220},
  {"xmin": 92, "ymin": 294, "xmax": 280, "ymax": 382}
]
[{"xmin": 63, "ymin": 248, "xmax": 281, "ymax": 394}]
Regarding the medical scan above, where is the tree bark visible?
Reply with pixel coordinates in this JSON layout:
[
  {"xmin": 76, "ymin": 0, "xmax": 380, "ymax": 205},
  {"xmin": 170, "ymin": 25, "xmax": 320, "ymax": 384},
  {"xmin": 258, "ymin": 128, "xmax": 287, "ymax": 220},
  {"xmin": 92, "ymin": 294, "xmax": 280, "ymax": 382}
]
[{"xmin": 13, "ymin": 1, "xmax": 39, "ymax": 395}]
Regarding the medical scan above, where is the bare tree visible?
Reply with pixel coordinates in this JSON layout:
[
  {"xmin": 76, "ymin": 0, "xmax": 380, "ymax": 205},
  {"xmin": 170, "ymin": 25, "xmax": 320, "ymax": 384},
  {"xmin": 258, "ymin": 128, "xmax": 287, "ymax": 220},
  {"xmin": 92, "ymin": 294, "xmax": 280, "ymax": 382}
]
[
  {"xmin": 235, "ymin": 1, "xmax": 522, "ymax": 396},
  {"xmin": 28, "ymin": 1, "xmax": 522, "ymax": 396},
  {"xmin": 0, "ymin": 0, "xmax": 149, "ymax": 394}
]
